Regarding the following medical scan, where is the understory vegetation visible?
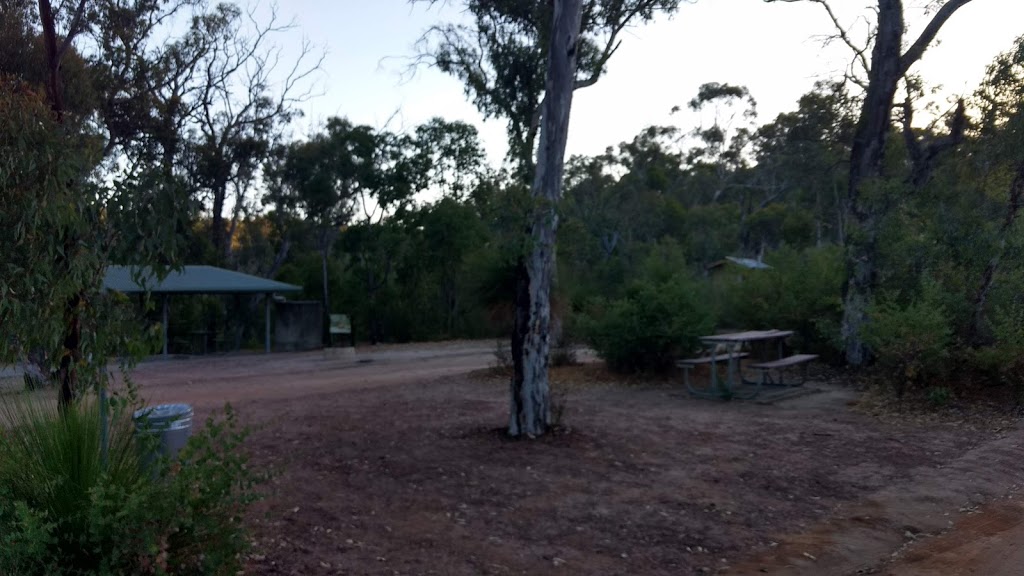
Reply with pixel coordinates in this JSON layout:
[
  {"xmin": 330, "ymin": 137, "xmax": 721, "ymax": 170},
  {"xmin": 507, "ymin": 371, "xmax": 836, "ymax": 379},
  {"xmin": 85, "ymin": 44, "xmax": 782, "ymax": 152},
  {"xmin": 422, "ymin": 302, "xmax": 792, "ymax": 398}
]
[
  {"xmin": 0, "ymin": 396, "xmax": 259, "ymax": 576},
  {"xmin": 6, "ymin": 0, "xmax": 1024, "ymax": 401},
  {"xmin": 3, "ymin": 0, "xmax": 1024, "ymax": 570}
]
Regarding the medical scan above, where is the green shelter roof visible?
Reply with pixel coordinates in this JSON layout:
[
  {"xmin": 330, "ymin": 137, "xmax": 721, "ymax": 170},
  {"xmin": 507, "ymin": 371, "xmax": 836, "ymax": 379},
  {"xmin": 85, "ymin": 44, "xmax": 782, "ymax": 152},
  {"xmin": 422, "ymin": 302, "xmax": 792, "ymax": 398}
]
[{"xmin": 103, "ymin": 265, "xmax": 302, "ymax": 295}]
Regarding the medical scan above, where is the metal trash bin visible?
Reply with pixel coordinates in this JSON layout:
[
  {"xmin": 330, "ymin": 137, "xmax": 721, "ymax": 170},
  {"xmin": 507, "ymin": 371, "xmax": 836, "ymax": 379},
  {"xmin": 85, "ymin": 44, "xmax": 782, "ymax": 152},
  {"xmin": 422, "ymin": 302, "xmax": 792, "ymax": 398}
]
[{"xmin": 133, "ymin": 403, "xmax": 193, "ymax": 463}]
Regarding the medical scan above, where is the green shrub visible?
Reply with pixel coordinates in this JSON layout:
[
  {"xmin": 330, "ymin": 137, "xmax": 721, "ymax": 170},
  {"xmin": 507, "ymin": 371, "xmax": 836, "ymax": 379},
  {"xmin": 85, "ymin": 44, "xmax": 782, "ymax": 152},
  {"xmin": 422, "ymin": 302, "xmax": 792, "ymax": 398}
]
[
  {"xmin": 0, "ymin": 396, "xmax": 260, "ymax": 576},
  {"xmin": 582, "ymin": 270, "xmax": 715, "ymax": 374},
  {"xmin": 863, "ymin": 279, "xmax": 953, "ymax": 398},
  {"xmin": 715, "ymin": 245, "xmax": 845, "ymax": 357},
  {"xmin": 968, "ymin": 302, "xmax": 1024, "ymax": 403},
  {"xmin": 0, "ymin": 395, "xmax": 145, "ymax": 575},
  {"xmin": 927, "ymin": 386, "xmax": 953, "ymax": 407},
  {"xmin": 160, "ymin": 404, "xmax": 262, "ymax": 575}
]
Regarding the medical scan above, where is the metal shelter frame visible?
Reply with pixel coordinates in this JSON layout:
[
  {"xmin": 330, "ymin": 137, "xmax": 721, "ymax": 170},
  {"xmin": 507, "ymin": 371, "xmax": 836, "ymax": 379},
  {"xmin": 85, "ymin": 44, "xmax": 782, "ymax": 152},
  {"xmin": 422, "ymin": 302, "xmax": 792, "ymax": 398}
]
[{"xmin": 102, "ymin": 265, "xmax": 302, "ymax": 356}]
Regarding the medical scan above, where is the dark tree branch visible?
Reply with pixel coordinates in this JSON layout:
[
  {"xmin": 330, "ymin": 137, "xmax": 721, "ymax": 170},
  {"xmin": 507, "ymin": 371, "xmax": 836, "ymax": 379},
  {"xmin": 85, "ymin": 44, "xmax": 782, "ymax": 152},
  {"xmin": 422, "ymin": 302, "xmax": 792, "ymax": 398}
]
[
  {"xmin": 899, "ymin": 0, "xmax": 975, "ymax": 77},
  {"xmin": 55, "ymin": 0, "xmax": 88, "ymax": 63},
  {"xmin": 766, "ymin": 0, "xmax": 976, "ymax": 86},
  {"xmin": 573, "ymin": 35, "xmax": 621, "ymax": 90},
  {"xmin": 766, "ymin": 0, "xmax": 870, "ymax": 84},
  {"xmin": 816, "ymin": 0, "xmax": 870, "ymax": 77},
  {"xmin": 901, "ymin": 95, "xmax": 924, "ymax": 168},
  {"xmin": 38, "ymin": 0, "xmax": 64, "ymax": 119},
  {"xmin": 902, "ymin": 96, "xmax": 966, "ymax": 187},
  {"xmin": 766, "ymin": 0, "xmax": 975, "ymax": 366}
]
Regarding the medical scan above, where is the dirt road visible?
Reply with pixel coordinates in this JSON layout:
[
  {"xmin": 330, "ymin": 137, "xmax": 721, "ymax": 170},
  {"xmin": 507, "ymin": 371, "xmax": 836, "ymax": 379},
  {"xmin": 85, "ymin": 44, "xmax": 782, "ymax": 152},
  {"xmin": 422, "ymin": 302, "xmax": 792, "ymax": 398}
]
[
  {"xmin": 877, "ymin": 498, "xmax": 1024, "ymax": 576},
  {"xmin": 131, "ymin": 341, "xmax": 498, "ymax": 410}
]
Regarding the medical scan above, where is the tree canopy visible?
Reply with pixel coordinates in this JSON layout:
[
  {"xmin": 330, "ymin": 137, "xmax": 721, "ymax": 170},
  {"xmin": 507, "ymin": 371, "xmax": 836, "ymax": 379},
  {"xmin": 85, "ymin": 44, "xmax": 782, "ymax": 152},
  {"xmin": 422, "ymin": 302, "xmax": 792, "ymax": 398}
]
[{"xmin": 5, "ymin": 0, "xmax": 1024, "ymax": 418}]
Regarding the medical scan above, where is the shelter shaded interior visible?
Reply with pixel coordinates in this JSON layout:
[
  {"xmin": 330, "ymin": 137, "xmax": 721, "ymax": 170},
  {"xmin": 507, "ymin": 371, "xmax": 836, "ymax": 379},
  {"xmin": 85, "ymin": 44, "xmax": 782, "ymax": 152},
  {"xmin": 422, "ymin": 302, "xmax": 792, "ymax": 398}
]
[{"xmin": 103, "ymin": 265, "xmax": 302, "ymax": 356}]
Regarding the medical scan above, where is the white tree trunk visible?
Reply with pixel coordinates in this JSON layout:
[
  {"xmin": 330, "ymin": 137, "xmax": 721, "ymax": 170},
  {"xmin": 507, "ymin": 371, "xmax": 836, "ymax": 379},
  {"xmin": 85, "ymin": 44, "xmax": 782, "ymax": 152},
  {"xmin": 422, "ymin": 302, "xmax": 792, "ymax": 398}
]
[{"xmin": 509, "ymin": 0, "xmax": 582, "ymax": 438}]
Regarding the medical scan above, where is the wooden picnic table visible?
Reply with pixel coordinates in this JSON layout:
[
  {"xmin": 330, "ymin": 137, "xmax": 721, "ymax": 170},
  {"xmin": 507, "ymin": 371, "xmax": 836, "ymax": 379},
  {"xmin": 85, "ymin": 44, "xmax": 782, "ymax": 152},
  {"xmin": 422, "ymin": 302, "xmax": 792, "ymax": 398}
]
[
  {"xmin": 701, "ymin": 329, "xmax": 793, "ymax": 349},
  {"xmin": 679, "ymin": 329, "xmax": 814, "ymax": 399}
]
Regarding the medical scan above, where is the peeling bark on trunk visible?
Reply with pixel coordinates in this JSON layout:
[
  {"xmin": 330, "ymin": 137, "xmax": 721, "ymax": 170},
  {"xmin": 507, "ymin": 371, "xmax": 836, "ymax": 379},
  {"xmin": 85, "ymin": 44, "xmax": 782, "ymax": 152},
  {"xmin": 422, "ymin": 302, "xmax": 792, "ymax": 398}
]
[
  {"xmin": 832, "ymin": 179, "xmax": 845, "ymax": 246},
  {"xmin": 840, "ymin": 0, "xmax": 904, "ymax": 367},
  {"xmin": 38, "ymin": 0, "xmax": 65, "ymax": 122},
  {"xmin": 509, "ymin": 0, "xmax": 582, "ymax": 438},
  {"xmin": 267, "ymin": 238, "xmax": 291, "ymax": 279},
  {"xmin": 320, "ymin": 240, "xmax": 331, "ymax": 346},
  {"xmin": 211, "ymin": 186, "xmax": 227, "ymax": 261},
  {"xmin": 363, "ymin": 256, "xmax": 393, "ymax": 345},
  {"xmin": 226, "ymin": 203, "xmax": 242, "ymax": 263},
  {"xmin": 39, "ymin": 0, "xmax": 82, "ymax": 410},
  {"xmin": 58, "ymin": 293, "xmax": 81, "ymax": 408},
  {"xmin": 839, "ymin": 0, "xmax": 973, "ymax": 366},
  {"xmin": 509, "ymin": 258, "xmax": 530, "ymax": 432}
]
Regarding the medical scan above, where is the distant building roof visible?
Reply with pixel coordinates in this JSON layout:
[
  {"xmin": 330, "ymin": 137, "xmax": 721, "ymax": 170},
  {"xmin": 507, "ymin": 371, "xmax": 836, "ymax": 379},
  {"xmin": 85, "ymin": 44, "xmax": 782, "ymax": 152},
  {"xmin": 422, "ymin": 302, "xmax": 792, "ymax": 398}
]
[
  {"xmin": 725, "ymin": 256, "xmax": 772, "ymax": 270},
  {"xmin": 707, "ymin": 257, "xmax": 773, "ymax": 271},
  {"xmin": 103, "ymin": 265, "xmax": 302, "ymax": 295}
]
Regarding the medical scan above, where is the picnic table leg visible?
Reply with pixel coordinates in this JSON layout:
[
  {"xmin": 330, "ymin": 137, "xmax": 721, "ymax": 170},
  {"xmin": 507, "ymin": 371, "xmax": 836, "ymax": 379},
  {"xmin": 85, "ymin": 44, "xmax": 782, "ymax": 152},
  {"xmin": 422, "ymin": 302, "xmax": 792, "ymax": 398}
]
[
  {"xmin": 683, "ymin": 365, "xmax": 715, "ymax": 399},
  {"xmin": 731, "ymin": 343, "xmax": 763, "ymax": 399},
  {"xmin": 709, "ymin": 353, "xmax": 720, "ymax": 394},
  {"xmin": 682, "ymin": 366, "xmax": 707, "ymax": 397},
  {"xmin": 712, "ymin": 347, "xmax": 736, "ymax": 396},
  {"xmin": 740, "ymin": 370, "xmax": 765, "ymax": 399},
  {"xmin": 739, "ymin": 344, "xmax": 757, "ymax": 386},
  {"xmin": 726, "ymin": 346, "xmax": 737, "ymax": 392},
  {"xmin": 726, "ymin": 343, "xmax": 748, "ymax": 395},
  {"xmin": 786, "ymin": 362, "xmax": 811, "ymax": 386},
  {"xmin": 740, "ymin": 337, "xmax": 784, "ymax": 387}
]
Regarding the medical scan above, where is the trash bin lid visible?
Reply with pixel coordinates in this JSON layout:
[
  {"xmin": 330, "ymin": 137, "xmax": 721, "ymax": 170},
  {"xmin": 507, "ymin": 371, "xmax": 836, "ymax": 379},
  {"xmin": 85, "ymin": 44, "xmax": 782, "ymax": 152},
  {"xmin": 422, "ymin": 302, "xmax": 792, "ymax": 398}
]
[{"xmin": 134, "ymin": 403, "xmax": 193, "ymax": 430}]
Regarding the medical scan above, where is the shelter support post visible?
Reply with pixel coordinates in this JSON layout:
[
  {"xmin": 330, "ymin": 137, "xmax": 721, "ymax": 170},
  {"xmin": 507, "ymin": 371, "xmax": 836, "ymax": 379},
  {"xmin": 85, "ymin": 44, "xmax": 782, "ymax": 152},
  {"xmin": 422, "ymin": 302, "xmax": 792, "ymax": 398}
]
[
  {"xmin": 162, "ymin": 295, "xmax": 169, "ymax": 357},
  {"xmin": 265, "ymin": 293, "xmax": 271, "ymax": 354}
]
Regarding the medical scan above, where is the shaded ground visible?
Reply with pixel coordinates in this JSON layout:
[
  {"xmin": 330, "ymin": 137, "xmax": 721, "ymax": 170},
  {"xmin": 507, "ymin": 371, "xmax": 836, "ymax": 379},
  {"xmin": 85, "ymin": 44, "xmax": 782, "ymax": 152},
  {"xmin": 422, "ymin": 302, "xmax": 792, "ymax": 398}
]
[{"xmin": 125, "ymin": 342, "xmax": 1023, "ymax": 575}]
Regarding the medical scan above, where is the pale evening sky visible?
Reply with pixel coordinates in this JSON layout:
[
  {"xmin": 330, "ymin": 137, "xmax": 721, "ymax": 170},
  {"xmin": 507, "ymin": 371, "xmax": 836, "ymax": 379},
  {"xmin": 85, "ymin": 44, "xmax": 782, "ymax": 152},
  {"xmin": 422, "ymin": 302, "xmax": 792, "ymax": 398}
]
[{"xmin": 254, "ymin": 0, "xmax": 1024, "ymax": 167}]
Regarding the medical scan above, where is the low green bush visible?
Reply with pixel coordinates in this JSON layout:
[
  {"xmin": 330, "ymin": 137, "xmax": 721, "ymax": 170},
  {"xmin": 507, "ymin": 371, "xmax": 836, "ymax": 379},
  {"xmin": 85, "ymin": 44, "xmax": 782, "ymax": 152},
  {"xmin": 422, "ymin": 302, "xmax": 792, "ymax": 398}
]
[
  {"xmin": 715, "ymin": 245, "xmax": 845, "ymax": 358},
  {"xmin": 0, "ymin": 395, "xmax": 144, "ymax": 575},
  {"xmin": 967, "ymin": 302, "xmax": 1024, "ymax": 403},
  {"xmin": 161, "ymin": 404, "xmax": 262, "ymax": 574},
  {"xmin": 863, "ymin": 280, "xmax": 953, "ymax": 398},
  {"xmin": 0, "ymin": 396, "xmax": 260, "ymax": 576},
  {"xmin": 927, "ymin": 385, "xmax": 953, "ymax": 407},
  {"xmin": 581, "ymin": 268, "xmax": 715, "ymax": 374}
]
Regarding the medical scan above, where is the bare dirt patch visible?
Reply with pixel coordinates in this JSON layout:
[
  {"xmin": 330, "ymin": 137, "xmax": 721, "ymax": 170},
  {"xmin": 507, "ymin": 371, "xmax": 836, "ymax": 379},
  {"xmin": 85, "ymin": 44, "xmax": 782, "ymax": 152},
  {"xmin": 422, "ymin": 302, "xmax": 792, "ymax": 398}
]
[
  {"xmin": 876, "ymin": 496, "xmax": 1024, "ymax": 576},
  {"xmin": 125, "ymin": 344, "xmax": 1018, "ymax": 575}
]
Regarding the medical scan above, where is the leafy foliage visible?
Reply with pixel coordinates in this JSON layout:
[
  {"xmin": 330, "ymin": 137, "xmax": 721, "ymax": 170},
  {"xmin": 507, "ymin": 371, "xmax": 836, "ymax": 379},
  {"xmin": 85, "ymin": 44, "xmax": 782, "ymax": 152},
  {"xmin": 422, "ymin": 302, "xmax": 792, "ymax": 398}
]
[
  {"xmin": 414, "ymin": 0, "xmax": 681, "ymax": 177},
  {"xmin": 0, "ymin": 77, "xmax": 98, "ymax": 355},
  {"xmin": 863, "ymin": 281, "xmax": 953, "ymax": 398},
  {"xmin": 0, "ymin": 396, "xmax": 143, "ymax": 575},
  {"xmin": 0, "ymin": 398, "xmax": 260, "ymax": 576},
  {"xmin": 581, "ymin": 250, "xmax": 715, "ymax": 373},
  {"xmin": 969, "ymin": 302, "xmax": 1024, "ymax": 402},
  {"xmin": 716, "ymin": 246, "xmax": 845, "ymax": 356},
  {"xmin": 158, "ymin": 405, "xmax": 263, "ymax": 575},
  {"xmin": 8, "ymin": 0, "xmax": 1024, "ymax": 427}
]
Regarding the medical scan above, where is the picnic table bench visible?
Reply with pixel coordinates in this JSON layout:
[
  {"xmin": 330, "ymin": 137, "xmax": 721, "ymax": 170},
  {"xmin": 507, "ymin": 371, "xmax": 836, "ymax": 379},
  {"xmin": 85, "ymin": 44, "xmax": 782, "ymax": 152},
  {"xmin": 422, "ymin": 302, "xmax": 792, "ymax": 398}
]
[
  {"xmin": 677, "ymin": 352, "xmax": 750, "ymax": 366},
  {"xmin": 678, "ymin": 330, "xmax": 817, "ymax": 399},
  {"xmin": 748, "ymin": 353, "xmax": 818, "ymax": 386}
]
